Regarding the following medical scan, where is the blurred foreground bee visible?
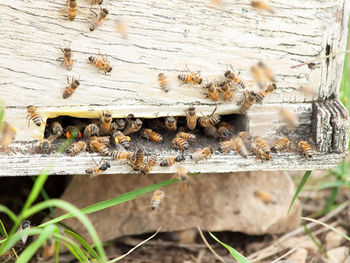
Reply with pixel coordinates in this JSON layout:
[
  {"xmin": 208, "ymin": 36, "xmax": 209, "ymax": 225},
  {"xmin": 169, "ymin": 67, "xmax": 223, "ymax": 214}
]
[
  {"xmin": 176, "ymin": 132, "xmax": 196, "ymax": 142},
  {"xmin": 255, "ymin": 83, "xmax": 276, "ymax": 104},
  {"xmin": 257, "ymin": 61, "xmax": 276, "ymax": 82},
  {"xmin": 84, "ymin": 124, "xmax": 100, "ymax": 138},
  {"xmin": 160, "ymin": 155, "xmax": 185, "ymax": 167},
  {"xmin": 239, "ymin": 91, "xmax": 257, "ymax": 114},
  {"xmin": 66, "ymin": 141, "xmax": 87, "ymax": 156},
  {"xmin": 224, "ymin": 70, "xmax": 247, "ymax": 90},
  {"xmin": 63, "ymin": 76, "xmax": 80, "ymax": 99},
  {"xmin": 297, "ymin": 141, "xmax": 313, "ymax": 159},
  {"xmin": 18, "ymin": 220, "xmax": 31, "ymax": 245},
  {"xmin": 132, "ymin": 149, "xmax": 144, "ymax": 171},
  {"xmin": 165, "ymin": 116, "xmax": 177, "ymax": 131},
  {"xmin": 204, "ymin": 125, "xmax": 218, "ymax": 139},
  {"xmin": 280, "ymin": 108, "xmax": 299, "ymax": 129},
  {"xmin": 1, "ymin": 122, "xmax": 16, "ymax": 151},
  {"xmin": 150, "ymin": 189, "xmax": 165, "ymax": 210},
  {"xmin": 58, "ymin": 47, "xmax": 74, "ymax": 71},
  {"xmin": 89, "ymin": 140, "xmax": 109, "ymax": 155},
  {"xmin": 158, "ymin": 73, "xmax": 170, "ymax": 93},
  {"xmin": 175, "ymin": 166, "xmax": 189, "ymax": 190},
  {"xmin": 41, "ymin": 237, "xmax": 55, "ymax": 261},
  {"xmin": 99, "ymin": 111, "xmax": 113, "ymax": 135},
  {"xmin": 271, "ymin": 137, "xmax": 290, "ymax": 152},
  {"xmin": 115, "ymin": 19, "xmax": 128, "ymax": 39},
  {"xmin": 110, "ymin": 150, "xmax": 133, "ymax": 161},
  {"xmin": 252, "ymin": 137, "xmax": 271, "ymax": 161},
  {"xmin": 88, "ymin": 53, "xmax": 112, "ymax": 74},
  {"xmin": 171, "ymin": 137, "xmax": 189, "ymax": 152},
  {"xmin": 27, "ymin": 105, "xmax": 43, "ymax": 127},
  {"xmin": 142, "ymin": 129, "xmax": 163, "ymax": 143},
  {"xmin": 123, "ymin": 116, "xmax": 143, "ymax": 135},
  {"xmin": 185, "ymin": 106, "xmax": 197, "ymax": 130},
  {"xmin": 178, "ymin": 65, "xmax": 202, "ymax": 85},
  {"xmin": 204, "ymin": 83, "xmax": 219, "ymax": 102},
  {"xmin": 251, "ymin": 0, "xmax": 275, "ymax": 13},
  {"xmin": 86, "ymin": 160, "xmax": 111, "ymax": 177},
  {"xmin": 112, "ymin": 130, "xmax": 131, "ymax": 149},
  {"xmin": 89, "ymin": 7, "xmax": 109, "ymax": 31},
  {"xmin": 254, "ymin": 190, "xmax": 275, "ymax": 205},
  {"xmin": 141, "ymin": 154, "xmax": 157, "ymax": 175},
  {"xmin": 191, "ymin": 147, "xmax": 213, "ymax": 163}
]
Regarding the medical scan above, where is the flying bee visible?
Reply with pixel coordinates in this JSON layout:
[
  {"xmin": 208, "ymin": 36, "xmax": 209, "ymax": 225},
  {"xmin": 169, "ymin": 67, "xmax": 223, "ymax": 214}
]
[
  {"xmin": 99, "ymin": 110, "xmax": 113, "ymax": 135},
  {"xmin": 86, "ymin": 160, "xmax": 111, "ymax": 178},
  {"xmin": 271, "ymin": 137, "xmax": 290, "ymax": 152},
  {"xmin": 257, "ymin": 61, "xmax": 276, "ymax": 82},
  {"xmin": 58, "ymin": 47, "xmax": 74, "ymax": 71},
  {"xmin": 280, "ymin": 108, "xmax": 299, "ymax": 129},
  {"xmin": 185, "ymin": 106, "xmax": 197, "ymax": 130},
  {"xmin": 111, "ymin": 119, "xmax": 126, "ymax": 131},
  {"xmin": 251, "ymin": 0, "xmax": 275, "ymax": 13},
  {"xmin": 191, "ymin": 147, "xmax": 213, "ymax": 163},
  {"xmin": 158, "ymin": 73, "xmax": 170, "ymax": 93},
  {"xmin": 63, "ymin": 76, "xmax": 80, "ymax": 99},
  {"xmin": 171, "ymin": 137, "xmax": 189, "ymax": 152},
  {"xmin": 176, "ymin": 132, "xmax": 196, "ymax": 142},
  {"xmin": 83, "ymin": 123, "xmax": 100, "ymax": 138},
  {"xmin": 141, "ymin": 154, "xmax": 157, "ymax": 175},
  {"xmin": 297, "ymin": 141, "xmax": 313, "ymax": 159},
  {"xmin": 65, "ymin": 126, "xmax": 82, "ymax": 139},
  {"xmin": 132, "ymin": 148, "xmax": 144, "ymax": 171},
  {"xmin": 89, "ymin": 139, "xmax": 109, "ymax": 155},
  {"xmin": 254, "ymin": 190, "xmax": 275, "ymax": 205},
  {"xmin": 224, "ymin": 70, "xmax": 247, "ymax": 90},
  {"xmin": 165, "ymin": 116, "xmax": 177, "ymax": 131},
  {"xmin": 219, "ymin": 82, "xmax": 234, "ymax": 101},
  {"xmin": 51, "ymin": 121, "xmax": 63, "ymax": 137},
  {"xmin": 252, "ymin": 137, "xmax": 271, "ymax": 161},
  {"xmin": 239, "ymin": 91, "xmax": 257, "ymax": 114},
  {"xmin": 26, "ymin": 105, "xmax": 43, "ymax": 127},
  {"xmin": 1, "ymin": 122, "xmax": 16, "ymax": 151},
  {"xmin": 89, "ymin": 7, "xmax": 109, "ymax": 31},
  {"xmin": 178, "ymin": 65, "xmax": 202, "ymax": 85},
  {"xmin": 123, "ymin": 115, "xmax": 143, "ymax": 135},
  {"xmin": 204, "ymin": 125, "xmax": 218, "ymax": 139},
  {"xmin": 160, "ymin": 155, "xmax": 185, "ymax": 167},
  {"xmin": 150, "ymin": 189, "xmax": 165, "ymax": 210},
  {"xmin": 204, "ymin": 83, "xmax": 219, "ymax": 102},
  {"xmin": 41, "ymin": 237, "xmax": 55, "ymax": 261},
  {"xmin": 175, "ymin": 166, "xmax": 189, "ymax": 190},
  {"xmin": 115, "ymin": 19, "xmax": 128, "ymax": 39},
  {"xmin": 142, "ymin": 129, "xmax": 163, "ymax": 143},
  {"xmin": 250, "ymin": 65, "xmax": 267, "ymax": 89},
  {"xmin": 88, "ymin": 53, "xmax": 112, "ymax": 74},
  {"xmin": 112, "ymin": 130, "xmax": 131, "ymax": 149},
  {"xmin": 66, "ymin": 141, "xmax": 87, "ymax": 156},
  {"xmin": 255, "ymin": 83, "xmax": 277, "ymax": 104},
  {"xmin": 110, "ymin": 150, "xmax": 133, "ymax": 161}
]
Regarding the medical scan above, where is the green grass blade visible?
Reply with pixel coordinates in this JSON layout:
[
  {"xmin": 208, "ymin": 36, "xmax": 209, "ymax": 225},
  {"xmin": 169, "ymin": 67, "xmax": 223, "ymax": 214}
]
[
  {"xmin": 302, "ymin": 222, "xmax": 326, "ymax": 256},
  {"xmin": 288, "ymin": 171, "xmax": 312, "ymax": 214},
  {"xmin": 0, "ymin": 205, "xmax": 19, "ymax": 225},
  {"xmin": 64, "ymin": 229, "xmax": 99, "ymax": 259},
  {"xmin": 62, "ymin": 241, "xmax": 85, "ymax": 263},
  {"xmin": 30, "ymin": 176, "xmax": 56, "ymax": 218},
  {"xmin": 209, "ymin": 232, "xmax": 249, "ymax": 263},
  {"xmin": 0, "ymin": 100, "xmax": 5, "ymax": 130}
]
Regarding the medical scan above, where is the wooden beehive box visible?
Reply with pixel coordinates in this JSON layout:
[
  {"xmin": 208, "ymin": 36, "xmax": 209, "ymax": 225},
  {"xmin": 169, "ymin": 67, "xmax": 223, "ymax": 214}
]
[{"xmin": 0, "ymin": 0, "xmax": 349, "ymax": 176}]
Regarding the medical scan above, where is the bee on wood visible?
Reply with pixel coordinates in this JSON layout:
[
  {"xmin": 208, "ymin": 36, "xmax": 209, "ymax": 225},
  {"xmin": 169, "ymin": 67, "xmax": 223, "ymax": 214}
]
[
  {"xmin": 160, "ymin": 155, "xmax": 185, "ymax": 167},
  {"xmin": 88, "ymin": 53, "xmax": 112, "ymax": 74},
  {"xmin": 64, "ymin": 0, "xmax": 78, "ymax": 21},
  {"xmin": 178, "ymin": 65, "xmax": 202, "ymax": 85},
  {"xmin": 185, "ymin": 106, "xmax": 197, "ymax": 130},
  {"xmin": 142, "ymin": 129, "xmax": 163, "ymax": 143},
  {"xmin": 89, "ymin": 139, "xmax": 109, "ymax": 155},
  {"xmin": 175, "ymin": 166, "xmax": 189, "ymax": 190},
  {"xmin": 254, "ymin": 190, "xmax": 275, "ymax": 205},
  {"xmin": 199, "ymin": 107, "xmax": 221, "ymax": 127},
  {"xmin": 111, "ymin": 119, "xmax": 126, "ymax": 131},
  {"xmin": 218, "ymin": 137, "xmax": 239, "ymax": 156},
  {"xmin": 58, "ymin": 47, "xmax": 74, "ymax": 71},
  {"xmin": 252, "ymin": 137, "xmax": 271, "ymax": 161},
  {"xmin": 112, "ymin": 130, "xmax": 131, "ymax": 149},
  {"xmin": 204, "ymin": 83, "xmax": 219, "ymax": 102},
  {"xmin": 191, "ymin": 147, "xmax": 213, "ymax": 163},
  {"xmin": 217, "ymin": 122, "xmax": 234, "ymax": 141},
  {"xmin": 158, "ymin": 73, "xmax": 170, "ymax": 93},
  {"xmin": 219, "ymin": 82, "xmax": 234, "ymax": 101},
  {"xmin": 171, "ymin": 137, "xmax": 189, "ymax": 152},
  {"xmin": 26, "ymin": 105, "xmax": 43, "ymax": 127},
  {"xmin": 89, "ymin": 7, "xmax": 109, "ymax": 31},
  {"xmin": 176, "ymin": 132, "xmax": 196, "ymax": 142},
  {"xmin": 251, "ymin": 0, "xmax": 275, "ymax": 13},
  {"xmin": 224, "ymin": 70, "xmax": 247, "ymax": 90},
  {"xmin": 255, "ymin": 83, "xmax": 277, "ymax": 104},
  {"xmin": 90, "ymin": 0, "xmax": 103, "ymax": 5},
  {"xmin": 63, "ymin": 76, "xmax": 80, "ymax": 99},
  {"xmin": 280, "ymin": 108, "xmax": 299, "ymax": 129},
  {"xmin": 297, "ymin": 141, "xmax": 313, "ymax": 159},
  {"xmin": 99, "ymin": 111, "xmax": 113, "ymax": 136},
  {"xmin": 239, "ymin": 91, "xmax": 257, "ymax": 114},
  {"xmin": 123, "ymin": 115, "xmax": 143, "ymax": 135},
  {"xmin": 110, "ymin": 150, "xmax": 133, "ymax": 161},
  {"xmin": 86, "ymin": 160, "xmax": 111, "ymax": 178},
  {"xmin": 150, "ymin": 189, "xmax": 165, "ymax": 210},
  {"xmin": 41, "ymin": 237, "xmax": 55, "ymax": 261},
  {"xmin": 132, "ymin": 149, "xmax": 144, "ymax": 171},
  {"xmin": 83, "ymin": 124, "xmax": 100, "ymax": 138},
  {"xmin": 89, "ymin": 136, "xmax": 110, "ymax": 145},
  {"xmin": 271, "ymin": 137, "xmax": 290, "ymax": 152},
  {"xmin": 38, "ymin": 139, "xmax": 54, "ymax": 154},
  {"xmin": 66, "ymin": 141, "xmax": 87, "ymax": 156},
  {"xmin": 1, "ymin": 122, "xmax": 16, "ymax": 151},
  {"xmin": 204, "ymin": 125, "xmax": 218, "ymax": 139},
  {"xmin": 141, "ymin": 154, "xmax": 157, "ymax": 175},
  {"xmin": 165, "ymin": 116, "xmax": 177, "ymax": 131},
  {"xmin": 65, "ymin": 126, "xmax": 82, "ymax": 139},
  {"xmin": 51, "ymin": 121, "xmax": 63, "ymax": 137}
]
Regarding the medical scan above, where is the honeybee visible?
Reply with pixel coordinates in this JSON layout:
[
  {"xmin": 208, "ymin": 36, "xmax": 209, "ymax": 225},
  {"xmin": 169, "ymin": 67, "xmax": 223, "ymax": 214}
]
[
  {"xmin": 171, "ymin": 137, "xmax": 189, "ymax": 152},
  {"xmin": 250, "ymin": 65, "xmax": 267, "ymax": 89},
  {"xmin": 26, "ymin": 105, "xmax": 43, "ymax": 127},
  {"xmin": 219, "ymin": 83, "xmax": 234, "ymax": 101},
  {"xmin": 58, "ymin": 47, "xmax": 74, "ymax": 71},
  {"xmin": 204, "ymin": 83, "xmax": 219, "ymax": 102},
  {"xmin": 254, "ymin": 190, "xmax": 275, "ymax": 205},
  {"xmin": 217, "ymin": 126, "xmax": 230, "ymax": 141},
  {"xmin": 176, "ymin": 132, "xmax": 196, "ymax": 142},
  {"xmin": 88, "ymin": 53, "xmax": 112, "ymax": 74},
  {"xmin": 239, "ymin": 91, "xmax": 257, "ymax": 114},
  {"xmin": 224, "ymin": 70, "xmax": 247, "ymax": 90},
  {"xmin": 257, "ymin": 62, "xmax": 276, "ymax": 82},
  {"xmin": 89, "ymin": 136, "xmax": 110, "ymax": 145},
  {"xmin": 111, "ymin": 119, "xmax": 126, "ymax": 131},
  {"xmin": 204, "ymin": 125, "xmax": 218, "ymax": 139},
  {"xmin": 251, "ymin": 0, "xmax": 275, "ymax": 13},
  {"xmin": 18, "ymin": 220, "xmax": 31, "ymax": 245},
  {"xmin": 271, "ymin": 137, "xmax": 290, "ymax": 152},
  {"xmin": 158, "ymin": 73, "xmax": 170, "ymax": 93},
  {"xmin": 191, "ymin": 147, "xmax": 213, "ymax": 163},
  {"xmin": 86, "ymin": 160, "xmax": 111, "ymax": 177},
  {"xmin": 142, "ymin": 129, "xmax": 163, "ymax": 143},
  {"xmin": 89, "ymin": 7, "xmax": 109, "ymax": 31},
  {"xmin": 39, "ymin": 139, "xmax": 53, "ymax": 154},
  {"xmin": 298, "ymin": 86, "xmax": 317, "ymax": 96},
  {"xmin": 41, "ymin": 237, "xmax": 55, "ymax": 261},
  {"xmin": 64, "ymin": 0, "xmax": 78, "ymax": 21},
  {"xmin": 150, "ymin": 189, "xmax": 165, "ymax": 210},
  {"xmin": 160, "ymin": 155, "xmax": 185, "ymax": 167},
  {"xmin": 252, "ymin": 137, "xmax": 271, "ymax": 161},
  {"xmin": 115, "ymin": 19, "xmax": 128, "ymax": 39},
  {"xmin": 132, "ymin": 149, "xmax": 144, "ymax": 171},
  {"xmin": 1, "ymin": 122, "xmax": 16, "ymax": 151},
  {"xmin": 83, "ymin": 123, "xmax": 100, "ymax": 138},
  {"xmin": 199, "ymin": 107, "xmax": 221, "ymax": 127},
  {"xmin": 141, "ymin": 154, "xmax": 157, "ymax": 175},
  {"xmin": 185, "ymin": 106, "xmax": 197, "ymax": 130},
  {"xmin": 112, "ymin": 130, "xmax": 131, "ymax": 149},
  {"xmin": 89, "ymin": 139, "xmax": 109, "ymax": 155},
  {"xmin": 99, "ymin": 111, "xmax": 113, "ymax": 135},
  {"xmin": 255, "ymin": 83, "xmax": 277, "ymax": 104},
  {"xmin": 175, "ymin": 166, "xmax": 189, "ymax": 190},
  {"xmin": 66, "ymin": 141, "xmax": 87, "ymax": 156},
  {"xmin": 110, "ymin": 150, "xmax": 133, "ymax": 161},
  {"xmin": 123, "ymin": 115, "xmax": 143, "ymax": 135},
  {"xmin": 297, "ymin": 141, "xmax": 313, "ymax": 159},
  {"xmin": 280, "ymin": 108, "xmax": 299, "ymax": 129},
  {"xmin": 65, "ymin": 126, "xmax": 82, "ymax": 139},
  {"xmin": 51, "ymin": 121, "xmax": 63, "ymax": 137},
  {"xmin": 178, "ymin": 65, "xmax": 202, "ymax": 85},
  {"xmin": 164, "ymin": 116, "xmax": 177, "ymax": 131},
  {"xmin": 63, "ymin": 76, "xmax": 80, "ymax": 99},
  {"xmin": 90, "ymin": 0, "xmax": 103, "ymax": 4}
]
